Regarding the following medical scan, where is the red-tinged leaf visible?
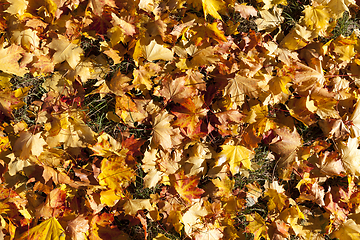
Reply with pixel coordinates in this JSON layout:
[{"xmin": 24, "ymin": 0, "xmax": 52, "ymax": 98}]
[
  {"xmin": 172, "ymin": 170, "xmax": 205, "ymax": 204},
  {"xmin": 49, "ymin": 187, "xmax": 66, "ymax": 209},
  {"xmin": 32, "ymin": 55, "xmax": 55, "ymax": 75},
  {"xmin": 0, "ymin": 89, "xmax": 22, "ymax": 118},
  {"xmin": 172, "ymin": 97, "xmax": 208, "ymax": 137},
  {"xmin": 324, "ymin": 192, "xmax": 348, "ymax": 221},
  {"xmin": 86, "ymin": 12, "xmax": 113, "ymax": 35},
  {"xmin": 122, "ymin": 135, "xmax": 146, "ymax": 156}
]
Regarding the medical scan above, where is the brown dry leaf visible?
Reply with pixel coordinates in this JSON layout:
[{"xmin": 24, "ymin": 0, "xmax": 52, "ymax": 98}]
[
  {"xmin": 108, "ymin": 70, "xmax": 132, "ymax": 96},
  {"xmin": 223, "ymin": 75, "xmax": 259, "ymax": 108},
  {"xmin": 158, "ymin": 76, "xmax": 196, "ymax": 103},
  {"xmin": 269, "ymin": 127, "xmax": 301, "ymax": 157},
  {"xmin": 312, "ymin": 151, "xmax": 345, "ymax": 176},
  {"xmin": 47, "ymin": 35, "xmax": 83, "ymax": 69},
  {"xmin": 269, "ymin": 127, "xmax": 302, "ymax": 168}
]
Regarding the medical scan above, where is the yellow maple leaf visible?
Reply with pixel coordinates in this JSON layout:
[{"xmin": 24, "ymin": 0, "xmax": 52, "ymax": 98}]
[
  {"xmin": 255, "ymin": 7, "xmax": 284, "ymax": 32},
  {"xmin": 339, "ymin": 137, "xmax": 360, "ymax": 176},
  {"xmin": 5, "ymin": 0, "xmax": 28, "ymax": 17},
  {"xmin": 303, "ymin": 5, "xmax": 330, "ymax": 32},
  {"xmin": 151, "ymin": 111, "xmax": 176, "ymax": 150},
  {"xmin": 144, "ymin": 39, "xmax": 173, "ymax": 62},
  {"xmin": 13, "ymin": 131, "xmax": 47, "ymax": 159},
  {"xmin": 218, "ymin": 143, "xmax": 255, "ymax": 175},
  {"xmin": 133, "ymin": 62, "xmax": 161, "ymax": 91},
  {"xmin": 100, "ymin": 189, "xmax": 123, "ymax": 207},
  {"xmin": 245, "ymin": 212, "xmax": 270, "ymax": 240},
  {"xmin": 123, "ymin": 199, "xmax": 155, "ymax": 216},
  {"xmin": 188, "ymin": 0, "xmax": 226, "ymax": 20},
  {"xmin": 182, "ymin": 201, "xmax": 209, "ymax": 236},
  {"xmin": 0, "ymin": 43, "xmax": 28, "ymax": 76},
  {"xmin": 223, "ymin": 75, "xmax": 259, "ymax": 108},
  {"xmin": 212, "ymin": 175, "xmax": 234, "ymax": 199},
  {"xmin": 98, "ymin": 154, "xmax": 136, "ymax": 192},
  {"xmin": 47, "ymin": 35, "xmax": 83, "ymax": 69},
  {"xmin": 332, "ymin": 219, "xmax": 360, "ymax": 240},
  {"xmin": 332, "ymin": 33, "xmax": 357, "ymax": 62},
  {"xmin": 326, "ymin": 0, "xmax": 355, "ymax": 19},
  {"xmin": 19, "ymin": 217, "xmax": 65, "ymax": 240}
]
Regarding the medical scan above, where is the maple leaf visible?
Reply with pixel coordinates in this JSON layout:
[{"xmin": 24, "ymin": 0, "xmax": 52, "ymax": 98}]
[
  {"xmin": 66, "ymin": 215, "xmax": 89, "ymax": 240},
  {"xmin": 123, "ymin": 199, "xmax": 155, "ymax": 216},
  {"xmin": 312, "ymin": 151, "xmax": 345, "ymax": 176},
  {"xmin": 0, "ymin": 43, "xmax": 28, "ymax": 76},
  {"xmin": 133, "ymin": 62, "xmax": 161, "ymax": 91},
  {"xmin": 212, "ymin": 175, "xmax": 234, "ymax": 199},
  {"xmin": 192, "ymin": 22, "xmax": 228, "ymax": 45},
  {"xmin": 32, "ymin": 55, "xmax": 55, "ymax": 75},
  {"xmin": 223, "ymin": 74, "xmax": 259, "ymax": 108},
  {"xmin": 5, "ymin": 0, "xmax": 28, "ymax": 16},
  {"xmin": 172, "ymin": 96, "xmax": 208, "ymax": 138},
  {"xmin": 107, "ymin": 70, "xmax": 132, "ymax": 96},
  {"xmin": 278, "ymin": 205, "xmax": 305, "ymax": 236},
  {"xmin": 151, "ymin": 110, "xmax": 177, "ymax": 150},
  {"xmin": 287, "ymin": 96, "xmax": 317, "ymax": 126},
  {"xmin": 218, "ymin": 142, "xmax": 255, "ymax": 175},
  {"xmin": 0, "ymin": 89, "xmax": 23, "ymax": 118},
  {"xmin": 47, "ymin": 35, "xmax": 83, "ymax": 69},
  {"xmin": 327, "ymin": 0, "xmax": 355, "ymax": 19},
  {"xmin": 172, "ymin": 169, "xmax": 205, "ymax": 204},
  {"xmin": 144, "ymin": 39, "xmax": 173, "ymax": 62},
  {"xmin": 89, "ymin": 0, "xmax": 116, "ymax": 16},
  {"xmin": 245, "ymin": 212, "xmax": 270, "ymax": 240},
  {"xmin": 90, "ymin": 213, "xmax": 129, "ymax": 239},
  {"xmin": 255, "ymin": 7, "xmax": 284, "ymax": 32},
  {"xmin": 19, "ymin": 217, "xmax": 65, "ymax": 240},
  {"xmin": 98, "ymin": 154, "xmax": 136, "ymax": 196},
  {"xmin": 188, "ymin": 0, "xmax": 226, "ymax": 20},
  {"xmin": 264, "ymin": 188, "xmax": 288, "ymax": 213},
  {"xmin": 349, "ymin": 99, "xmax": 360, "ymax": 137},
  {"xmin": 339, "ymin": 137, "xmax": 360, "ymax": 176},
  {"xmin": 332, "ymin": 219, "xmax": 360, "ymax": 240},
  {"xmin": 303, "ymin": 5, "xmax": 330, "ymax": 32},
  {"xmin": 157, "ymin": 76, "xmax": 196, "ymax": 103},
  {"xmin": 234, "ymin": 3, "xmax": 258, "ymax": 19},
  {"xmin": 182, "ymin": 201, "xmax": 209, "ymax": 236},
  {"xmin": 268, "ymin": 127, "xmax": 302, "ymax": 168},
  {"xmin": 13, "ymin": 131, "xmax": 47, "ymax": 159}
]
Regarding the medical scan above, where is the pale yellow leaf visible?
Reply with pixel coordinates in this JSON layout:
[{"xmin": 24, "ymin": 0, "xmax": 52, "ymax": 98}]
[
  {"xmin": 144, "ymin": 40, "xmax": 173, "ymax": 62},
  {"xmin": 123, "ymin": 199, "xmax": 154, "ymax": 216},
  {"xmin": 47, "ymin": 35, "xmax": 83, "ymax": 69}
]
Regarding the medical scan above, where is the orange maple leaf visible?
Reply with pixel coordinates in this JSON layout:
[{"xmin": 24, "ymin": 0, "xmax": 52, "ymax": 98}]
[{"xmin": 172, "ymin": 170, "xmax": 205, "ymax": 204}]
